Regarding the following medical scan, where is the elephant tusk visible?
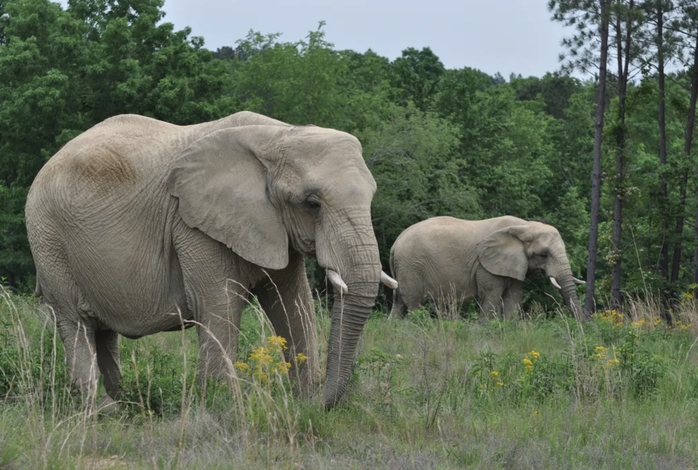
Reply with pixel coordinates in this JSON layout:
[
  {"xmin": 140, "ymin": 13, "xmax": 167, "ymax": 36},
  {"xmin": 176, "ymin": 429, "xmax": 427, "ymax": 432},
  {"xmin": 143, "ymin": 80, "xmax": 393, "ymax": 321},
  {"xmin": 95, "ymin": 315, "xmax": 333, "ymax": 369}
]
[
  {"xmin": 573, "ymin": 277, "xmax": 586, "ymax": 285},
  {"xmin": 381, "ymin": 271, "xmax": 398, "ymax": 289},
  {"xmin": 549, "ymin": 276, "xmax": 562, "ymax": 290},
  {"xmin": 327, "ymin": 269, "xmax": 348, "ymax": 294}
]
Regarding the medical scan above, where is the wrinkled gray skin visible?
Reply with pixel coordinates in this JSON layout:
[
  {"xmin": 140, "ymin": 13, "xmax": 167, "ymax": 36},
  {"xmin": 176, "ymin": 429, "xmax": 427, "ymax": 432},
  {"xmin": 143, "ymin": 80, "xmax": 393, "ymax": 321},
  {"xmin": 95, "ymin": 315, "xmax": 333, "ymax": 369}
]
[
  {"xmin": 388, "ymin": 216, "xmax": 587, "ymax": 320},
  {"xmin": 25, "ymin": 111, "xmax": 381, "ymax": 410}
]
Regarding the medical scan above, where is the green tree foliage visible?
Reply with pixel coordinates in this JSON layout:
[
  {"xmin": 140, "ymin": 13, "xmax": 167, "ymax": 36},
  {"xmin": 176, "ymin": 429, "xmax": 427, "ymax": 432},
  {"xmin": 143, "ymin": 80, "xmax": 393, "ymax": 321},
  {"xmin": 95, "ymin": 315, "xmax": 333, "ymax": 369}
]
[
  {"xmin": 362, "ymin": 104, "xmax": 478, "ymax": 265},
  {"xmin": 511, "ymin": 72, "xmax": 584, "ymax": 120},
  {"xmin": 3, "ymin": 0, "xmax": 698, "ymax": 315},
  {"xmin": 391, "ymin": 46, "xmax": 445, "ymax": 111},
  {"xmin": 0, "ymin": 0, "xmax": 234, "ymax": 287},
  {"xmin": 228, "ymin": 25, "xmax": 393, "ymax": 134}
]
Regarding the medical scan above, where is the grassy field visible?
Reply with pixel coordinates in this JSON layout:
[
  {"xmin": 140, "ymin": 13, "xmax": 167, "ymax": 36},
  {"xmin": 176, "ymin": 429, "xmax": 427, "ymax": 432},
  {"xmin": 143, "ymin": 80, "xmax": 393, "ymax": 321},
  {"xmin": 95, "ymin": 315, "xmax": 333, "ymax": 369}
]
[{"xmin": 2, "ymin": 286, "xmax": 698, "ymax": 469}]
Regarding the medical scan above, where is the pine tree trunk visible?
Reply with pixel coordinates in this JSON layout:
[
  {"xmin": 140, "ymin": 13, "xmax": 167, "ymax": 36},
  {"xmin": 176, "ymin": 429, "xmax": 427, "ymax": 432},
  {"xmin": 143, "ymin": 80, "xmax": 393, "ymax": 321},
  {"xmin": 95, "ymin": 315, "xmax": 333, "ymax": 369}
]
[
  {"xmin": 585, "ymin": 0, "xmax": 611, "ymax": 314},
  {"xmin": 658, "ymin": 3, "xmax": 670, "ymax": 283},
  {"xmin": 610, "ymin": 2, "xmax": 633, "ymax": 311},
  {"xmin": 673, "ymin": 21, "xmax": 698, "ymax": 293}
]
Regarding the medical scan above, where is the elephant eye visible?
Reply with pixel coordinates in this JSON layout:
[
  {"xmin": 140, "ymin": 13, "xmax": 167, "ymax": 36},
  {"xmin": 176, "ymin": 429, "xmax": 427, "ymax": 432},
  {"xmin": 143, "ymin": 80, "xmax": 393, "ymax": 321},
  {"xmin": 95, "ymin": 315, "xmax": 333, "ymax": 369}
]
[{"xmin": 303, "ymin": 196, "xmax": 321, "ymax": 214}]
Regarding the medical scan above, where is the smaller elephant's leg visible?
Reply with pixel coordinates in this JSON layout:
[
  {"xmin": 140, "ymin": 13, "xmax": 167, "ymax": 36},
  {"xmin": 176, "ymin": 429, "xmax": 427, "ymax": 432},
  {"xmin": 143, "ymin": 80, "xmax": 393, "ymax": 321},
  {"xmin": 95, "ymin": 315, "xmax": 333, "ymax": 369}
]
[
  {"xmin": 478, "ymin": 293, "xmax": 504, "ymax": 320},
  {"xmin": 252, "ymin": 252, "xmax": 320, "ymax": 397},
  {"xmin": 502, "ymin": 280, "xmax": 524, "ymax": 320},
  {"xmin": 475, "ymin": 266, "xmax": 506, "ymax": 321},
  {"xmin": 394, "ymin": 275, "xmax": 427, "ymax": 317},
  {"xmin": 95, "ymin": 330, "xmax": 122, "ymax": 406},
  {"xmin": 389, "ymin": 288, "xmax": 408, "ymax": 319}
]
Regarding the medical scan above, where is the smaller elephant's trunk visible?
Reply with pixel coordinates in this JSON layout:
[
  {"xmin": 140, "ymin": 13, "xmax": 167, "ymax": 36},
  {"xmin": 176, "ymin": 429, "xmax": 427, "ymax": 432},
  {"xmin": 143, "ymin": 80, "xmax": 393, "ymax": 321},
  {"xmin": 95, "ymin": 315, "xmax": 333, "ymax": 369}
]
[{"xmin": 553, "ymin": 262, "xmax": 589, "ymax": 321}]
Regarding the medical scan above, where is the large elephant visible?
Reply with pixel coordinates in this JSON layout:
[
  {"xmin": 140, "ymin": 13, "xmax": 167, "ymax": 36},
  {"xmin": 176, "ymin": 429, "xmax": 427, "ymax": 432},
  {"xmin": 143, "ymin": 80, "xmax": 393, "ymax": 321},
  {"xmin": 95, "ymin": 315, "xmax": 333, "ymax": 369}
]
[
  {"xmin": 388, "ymin": 216, "xmax": 588, "ymax": 320},
  {"xmin": 25, "ymin": 111, "xmax": 392, "ymax": 409}
]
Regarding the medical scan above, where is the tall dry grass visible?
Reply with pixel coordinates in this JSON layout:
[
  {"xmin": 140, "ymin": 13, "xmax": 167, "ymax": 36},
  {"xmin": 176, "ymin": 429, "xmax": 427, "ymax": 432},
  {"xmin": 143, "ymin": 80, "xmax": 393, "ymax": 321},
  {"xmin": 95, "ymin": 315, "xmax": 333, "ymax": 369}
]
[{"xmin": 2, "ymin": 283, "xmax": 698, "ymax": 468}]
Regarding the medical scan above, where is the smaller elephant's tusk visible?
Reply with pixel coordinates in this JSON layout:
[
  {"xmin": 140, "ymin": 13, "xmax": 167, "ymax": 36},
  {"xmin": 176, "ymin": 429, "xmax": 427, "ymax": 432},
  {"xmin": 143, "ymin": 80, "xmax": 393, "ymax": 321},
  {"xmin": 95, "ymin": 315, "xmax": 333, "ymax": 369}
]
[
  {"xmin": 381, "ymin": 271, "xmax": 398, "ymax": 289},
  {"xmin": 573, "ymin": 277, "xmax": 587, "ymax": 285},
  {"xmin": 327, "ymin": 269, "xmax": 348, "ymax": 295},
  {"xmin": 549, "ymin": 276, "xmax": 562, "ymax": 290}
]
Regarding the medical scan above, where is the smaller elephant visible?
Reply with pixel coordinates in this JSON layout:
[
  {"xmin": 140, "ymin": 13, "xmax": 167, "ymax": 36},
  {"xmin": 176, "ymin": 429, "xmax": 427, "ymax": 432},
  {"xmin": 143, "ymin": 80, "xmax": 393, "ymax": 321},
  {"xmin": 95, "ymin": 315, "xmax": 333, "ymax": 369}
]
[{"xmin": 387, "ymin": 216, "xmax": 588, "ymax": 320}]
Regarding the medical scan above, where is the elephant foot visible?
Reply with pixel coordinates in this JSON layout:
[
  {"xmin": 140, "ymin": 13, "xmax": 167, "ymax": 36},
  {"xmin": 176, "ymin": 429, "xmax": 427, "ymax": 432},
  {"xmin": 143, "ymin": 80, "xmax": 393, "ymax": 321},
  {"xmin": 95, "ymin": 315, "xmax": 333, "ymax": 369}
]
[{"xmin": 96, "ymin": 395, "xmax": 120, "ymax": 415}]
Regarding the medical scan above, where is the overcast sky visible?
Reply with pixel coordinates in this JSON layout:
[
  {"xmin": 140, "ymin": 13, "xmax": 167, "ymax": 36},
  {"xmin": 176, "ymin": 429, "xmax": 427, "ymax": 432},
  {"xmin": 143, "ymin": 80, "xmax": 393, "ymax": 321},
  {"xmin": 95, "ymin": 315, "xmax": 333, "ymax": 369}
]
[
  {"xmin": 58, "ymin": 0, "xmax": 573, "ymax": 78},
  {"xmin": 165, "ymin": 0, "xmax": 572, "ymax": 77}
]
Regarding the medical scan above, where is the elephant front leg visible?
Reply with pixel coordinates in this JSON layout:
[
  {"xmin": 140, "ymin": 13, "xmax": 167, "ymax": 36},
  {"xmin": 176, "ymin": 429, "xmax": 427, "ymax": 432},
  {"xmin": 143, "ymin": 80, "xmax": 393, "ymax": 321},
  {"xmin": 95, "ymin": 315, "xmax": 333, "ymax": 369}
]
[
  {"xmin": 252, "ymin": 253, "xmax": 320, "ymax": 398},
  {"xmin": 475, "ymin": 266, "xmax": 506, "ymax": 321},
  {"xmin": 174, "ymin": 227, "xmax": 246, "ymax": 386},
  {"xmin": 502, "ymin": 280, "xmax": 524, "ymax": 320},
  {"xmin": 195, "ymin": 288, "xmax": 244, "ymax": 383}
]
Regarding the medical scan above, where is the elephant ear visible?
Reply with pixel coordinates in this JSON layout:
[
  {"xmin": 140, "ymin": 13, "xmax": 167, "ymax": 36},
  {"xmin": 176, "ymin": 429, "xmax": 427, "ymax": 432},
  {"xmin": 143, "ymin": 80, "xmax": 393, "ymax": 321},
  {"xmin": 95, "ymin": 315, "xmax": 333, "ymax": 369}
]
[
  {"xmin": 476, "ymin": 226, "xmax": 528, "ymax": 281},
  {"xmin": 167, "ymin": 127, "xmax": 289, "ymax": 270}
]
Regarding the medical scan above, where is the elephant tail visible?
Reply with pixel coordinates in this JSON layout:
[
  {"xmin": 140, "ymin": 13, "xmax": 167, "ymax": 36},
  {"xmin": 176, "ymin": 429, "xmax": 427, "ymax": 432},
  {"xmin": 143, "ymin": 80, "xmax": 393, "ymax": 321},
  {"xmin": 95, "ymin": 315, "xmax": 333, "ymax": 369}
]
[
  {"xmin": 34, "ymin": 275, "xmax": 42, "ymax": 298},
  {"xmin": 389, "ymin": 244, "xmax": 398, "ymax": 281},
  {"xmin": 389, "ymin": 281, "xmax": 407, "ymax": 318},
  {"xmin": 388, "ymin": 245, "xmax": 407, "ymax": 318}
]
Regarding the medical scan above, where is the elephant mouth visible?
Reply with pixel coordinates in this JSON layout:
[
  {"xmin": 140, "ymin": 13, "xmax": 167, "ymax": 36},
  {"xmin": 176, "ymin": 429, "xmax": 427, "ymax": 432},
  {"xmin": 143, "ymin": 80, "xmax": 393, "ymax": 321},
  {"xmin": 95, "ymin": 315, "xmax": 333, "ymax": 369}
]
[
  {"xmin": 326, "ymin": 269, "xmax": 348, "ymax": 294},
  {"xmin": 292, "ymin": 238, "xmax": 316, "ymax": 257},
  {"xmin": 325, "ymin": 268, "xmax": 397, "ymax": 294},
  {"xmin": 549, "ymin": 276, "xmax": 586, "ymax": 289}
]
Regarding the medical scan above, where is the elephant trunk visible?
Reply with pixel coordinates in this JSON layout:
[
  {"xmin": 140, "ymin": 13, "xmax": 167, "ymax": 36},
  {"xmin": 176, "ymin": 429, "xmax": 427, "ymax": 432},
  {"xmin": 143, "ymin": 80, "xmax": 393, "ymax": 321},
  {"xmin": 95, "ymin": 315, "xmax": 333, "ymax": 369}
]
[
  {"xmin": 553, "ymin": 261, "xmax": 589, "ymax": 321},
  {"xmin": 323, "ymin": 230, "xmax": 380, "ymax": 409}
]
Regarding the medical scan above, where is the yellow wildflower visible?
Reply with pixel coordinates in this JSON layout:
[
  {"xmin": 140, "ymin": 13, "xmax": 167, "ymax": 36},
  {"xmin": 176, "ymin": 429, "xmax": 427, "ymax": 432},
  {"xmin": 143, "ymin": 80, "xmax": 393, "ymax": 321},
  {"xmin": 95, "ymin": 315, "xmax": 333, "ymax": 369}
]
[
  {"xmin": 490, "ymin": 371, "xmax": 499, "ymax": 377},
  {"xmin": 594, "ymin": 345, "xmax": 607, "ymax": 359},
  {"xmin": 496, "ymin": 381, "xmax": 504, "ymax": 387},
  {"xmin": 522, "ymin": 358, "xmax": 533, "ymax": 366},
  {"xmin": 234, "ymin": 361, "xmax": 250, "ymax": 374},
  {"xmin": 597, "ymin": 309, "xmax": 624, "ymax": 326},
  {"xmin": 266, "ymin": 335, "xmax": 288, "ymax": 350},
  {"xmin": 295, "ymin": 352, "xmax": 308, "ymax": 363},
  {"xmin": 607, "ymin": 358, "xmax": 620, "ymax": 367}
]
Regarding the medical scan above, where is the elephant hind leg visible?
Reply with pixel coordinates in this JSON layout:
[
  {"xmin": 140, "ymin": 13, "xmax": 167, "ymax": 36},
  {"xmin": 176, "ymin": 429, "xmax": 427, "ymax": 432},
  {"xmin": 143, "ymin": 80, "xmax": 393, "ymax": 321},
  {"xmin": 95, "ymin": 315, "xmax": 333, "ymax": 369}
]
[
  {"xmin": 34, "ymin": 254, "xmax": 102, "ymax": 405},
  {"xmin": 55, "ymin": 317, "xmax": 100, "ymax": 402},
  {"xmin": 95, "ymin": 330, "xmax": 122, "ymax": 401}
]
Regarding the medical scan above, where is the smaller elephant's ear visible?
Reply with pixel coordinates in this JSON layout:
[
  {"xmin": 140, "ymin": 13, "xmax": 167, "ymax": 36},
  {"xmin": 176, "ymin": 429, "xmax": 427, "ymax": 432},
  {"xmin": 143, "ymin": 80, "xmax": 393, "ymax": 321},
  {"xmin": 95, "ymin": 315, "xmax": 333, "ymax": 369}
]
[
  {"xmin": 477, "ymin": 226, "xmax": 528, "ymax": 281},
  {"xmin": 167, "ymin": 127, "xmax": 289, "ymax": 270}
]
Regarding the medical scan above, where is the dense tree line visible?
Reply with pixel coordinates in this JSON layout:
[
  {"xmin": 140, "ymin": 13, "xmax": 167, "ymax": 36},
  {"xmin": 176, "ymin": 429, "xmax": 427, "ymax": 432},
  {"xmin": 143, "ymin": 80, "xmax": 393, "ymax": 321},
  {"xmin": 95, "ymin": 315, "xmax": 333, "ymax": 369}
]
[{"xmin": 1, "ymin": 0, "xmax": 698, "ymax": 314}]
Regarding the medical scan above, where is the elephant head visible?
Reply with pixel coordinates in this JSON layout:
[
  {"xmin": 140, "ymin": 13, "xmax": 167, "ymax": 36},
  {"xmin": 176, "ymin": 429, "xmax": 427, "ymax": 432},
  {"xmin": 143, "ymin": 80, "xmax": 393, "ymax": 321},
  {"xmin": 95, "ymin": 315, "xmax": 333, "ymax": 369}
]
[
  {"xmin": 477, "ymin": 222, "xmax": 588, "ymax": 320},
  {"xmin": 167, "ymin": 124, "xmax": 381, "ymax": 407}
]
